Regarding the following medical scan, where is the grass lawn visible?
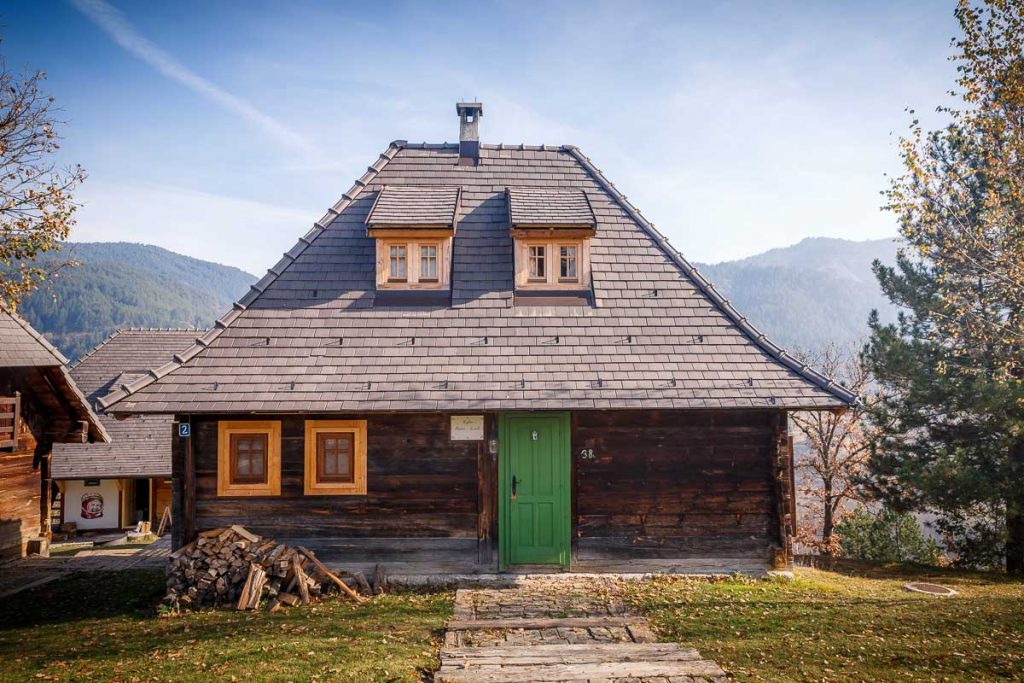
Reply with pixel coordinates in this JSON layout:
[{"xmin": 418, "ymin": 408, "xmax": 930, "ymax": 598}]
[
  {"xmin": 625, "ymin": 562, "xmax": 1024, "ymax": 682},
  {"xmin": 0, "ymin": 568, "xmax": 453, "ymax": 682}
]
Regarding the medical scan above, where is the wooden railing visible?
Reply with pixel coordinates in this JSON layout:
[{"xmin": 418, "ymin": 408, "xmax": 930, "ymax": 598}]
[{"xmin": 0, "ymin": 393, "xmax": 20, "ymax": 450}]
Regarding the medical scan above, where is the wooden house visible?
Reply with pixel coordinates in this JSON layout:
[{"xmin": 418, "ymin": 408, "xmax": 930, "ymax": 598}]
[
  {"xmin": 0, "ymin": 305, "xmax": 109, "ymax": 559},
  {"xmin": 102, "ymin": 103, "xmax": 855, "ymax": 575},
  {"xmin": 50, "ymin": 329, "xmax": 198, "ymax": 532}
]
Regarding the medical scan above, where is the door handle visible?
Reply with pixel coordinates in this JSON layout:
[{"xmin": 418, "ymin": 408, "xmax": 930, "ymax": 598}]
[{"xmin": 511, "ymin": 475, "xmax": 518, "ymax": 498}]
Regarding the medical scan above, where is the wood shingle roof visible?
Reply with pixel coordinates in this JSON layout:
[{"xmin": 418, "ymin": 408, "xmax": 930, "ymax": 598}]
[
  {"xmin": 507, "ymin": 187, "xmax": 596, "ymax": 228},
  {"xmin": 100, "ymin": 142, "xmax": 856, "ymax": 414},
  {"xmin": 0, "ymin": 305, "xmax": 110, "ymax": 442},
  {"xmin": 366, "ymin": 185, "xmax": 461, "ymax": 228},
  {"xmin": 51, "ymin": 329, "xmax": 199, "ymax": 479}
]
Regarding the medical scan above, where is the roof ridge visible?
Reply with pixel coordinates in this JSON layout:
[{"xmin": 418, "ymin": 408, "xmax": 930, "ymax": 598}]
[
  {"xmin": 562, "ymin": 145, "xmax": 857, "ymax": 406},
  {"xmin": 0, "ymin": 301, "xmax": 69, "ymax": 366},
  {"xmin": 97, "ymin": 142, "xmax": 405, "ymax": 411},
  {"xmin": 391, "ymin": 142, "xmax": 572, "ymax": 152}
]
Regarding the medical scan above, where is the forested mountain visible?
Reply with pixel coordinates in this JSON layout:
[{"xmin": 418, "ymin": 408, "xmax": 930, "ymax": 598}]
[
  {"xmin": 696, "ymin": 237, "xmax": 900, "ymax": 353},
  {"xmin": 13, "ymin": 237, "xmax": 896, "ymax": 362},
  {"xmin": 17, "ymin": 243, "xmax": 256, "ymax": 361}
]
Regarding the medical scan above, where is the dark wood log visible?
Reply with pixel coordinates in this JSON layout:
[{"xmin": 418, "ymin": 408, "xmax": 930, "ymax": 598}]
[{"xmin": 371, "ymin": 563, "xmax": 386, "ymax": 595}]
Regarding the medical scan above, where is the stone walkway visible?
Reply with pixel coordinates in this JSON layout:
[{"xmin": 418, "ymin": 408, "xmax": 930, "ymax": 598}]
[
  {"xmin": 0, "ymin": 537, "xmax": 170, "ymax": 599},
  {"xmin": 436, "ymin": 579, "xmax": 726, "ymax": 683}
]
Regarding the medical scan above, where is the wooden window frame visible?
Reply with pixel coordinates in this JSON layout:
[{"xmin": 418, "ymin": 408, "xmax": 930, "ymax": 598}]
[
  {"xmin": 0, "ymin": 393, "xmax": 20, "ymax": 451},
  {"xmin": 229, "ymin": 433, "xmax": 269, "ymax": 484},
  {"xmin": 304, "ymin": 420, "xmax": 367, "ymax": 496},
  {"xmin": 374, "ymin": 233, "xmax": 451, "ymax": 290},
  {"xmin": 217, "ymin": 421, "xmax": 281, "ymax": 497},
  {"xmin": 418, "ymin": 243, "xmax": 439, "ymax": 283},
  {"xmin": 527, "ymin": 245, "xmax": 547, "ymax": 282},
  {"xmin": 514, "ymin": 237, "xmax": 590, "ymax": 290},
  {"xmin": 388, "ymin": 244, "xmax": 408, "ymax": 282},
  {"xmin": 558, "ymin": 244, "xmax": 579, "ymax": 283}
]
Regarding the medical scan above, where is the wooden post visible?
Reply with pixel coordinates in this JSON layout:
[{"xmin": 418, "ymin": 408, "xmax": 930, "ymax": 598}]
[
  {"xmin": 770, "ymin": 412, "xmax": 794, "ymax": 569},
  {"xmin": 171, "ymin": 416, "xmax": 195, "ymax": 550},
  {"xmin": 184, "ymin": 417, "xmax": 195, "ymax": 546}
]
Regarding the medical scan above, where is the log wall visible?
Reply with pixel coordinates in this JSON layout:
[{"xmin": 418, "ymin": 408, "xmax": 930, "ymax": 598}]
[
  {"xmin": 0, "ymin": 400, "xmax": 43, "ymax": 561},
  {"xmin": 181, "ymin": 413, "xmax": 482, "ymax": 570},
  {"xmin": 572, "ymin": 410, "xmax": 782, "ymax": 565},
  {"xmin": 175, "ymin": 409, "xmax": 787, "ymax": 573}
]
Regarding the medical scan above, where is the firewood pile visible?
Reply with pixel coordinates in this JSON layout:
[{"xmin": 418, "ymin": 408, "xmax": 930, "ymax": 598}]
[{"xmin": 164, "ymin": 525, "xmax": 385, "ymax": 612}]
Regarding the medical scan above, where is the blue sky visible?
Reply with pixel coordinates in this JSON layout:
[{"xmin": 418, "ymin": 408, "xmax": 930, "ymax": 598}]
[{"xmin": 4, "ymin": 1, "xmax": 958, "ymax": 275}]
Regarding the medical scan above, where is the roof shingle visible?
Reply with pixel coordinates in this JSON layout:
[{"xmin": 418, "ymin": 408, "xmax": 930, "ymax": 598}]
[
  {"xmin": 507, "ymin": 187, "xmax": 596, "ymax": 228},
  {"xmin": 100, "ymin": 142, "xmax": 856, "ymax": 414},
  {"xmin": 366, "ymin": 185, "xmax": 461, "ymax": 228},
  {"xmin": 51, "ymin": 329, "xmax": 199, "ymax": 479}
]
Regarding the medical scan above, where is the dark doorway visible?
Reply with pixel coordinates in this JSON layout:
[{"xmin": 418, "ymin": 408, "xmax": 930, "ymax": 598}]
[{"xmin": 133, "ymin": 479, "xmax": 151, "ymax": 526}]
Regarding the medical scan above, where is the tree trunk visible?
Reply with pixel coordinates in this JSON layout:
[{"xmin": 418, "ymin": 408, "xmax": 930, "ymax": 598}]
[
  {"xmin": 822, "ymin": 490, "xmax": 835, "ymax": 556},
  {"xmin": 1008, "ymin": 436, "xmax": 1024, "ymax": 575},
  {"xmin": 1007, "ymin": 509, "xmax": 1024, "ymax": 575}
]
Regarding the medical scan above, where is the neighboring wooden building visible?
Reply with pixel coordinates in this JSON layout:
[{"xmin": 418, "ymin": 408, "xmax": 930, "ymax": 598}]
[
  {"xmin": 50, "ymin": 329, "xmax": 198, "ymax": 531},
  {"xmin": 0, "ymin": 305, "xmax": 109, "ymax": 559},
  {"xmin": 102, "ymin": 103, "xmax": 855, "ymax": 575}
]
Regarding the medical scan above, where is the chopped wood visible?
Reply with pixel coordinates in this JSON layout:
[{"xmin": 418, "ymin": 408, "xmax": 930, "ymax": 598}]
[
  {"xmin": 296, "ymin": 546, "xmax": 365, "ymax": 603},
  {"xmin": 230, "ymin": 524, "xmax": 260, "ymax": 543},
  {"xmin": 353, "ymin": 572, "xmax": 372, "ymax": 596},
  {"xmin": 292, "ymin": 556, "xmax": 310, "ymax": 604},
  {"xmin": 371, "ymin": 563, "xmax": 387, "ymax": 595},
  {"xmin": 198, "ymin": 527, "xmax": 226, "ymax": 538},
  {"xmin": 163, "ymin": 526, "xmax": 377, "ymax": 612}
]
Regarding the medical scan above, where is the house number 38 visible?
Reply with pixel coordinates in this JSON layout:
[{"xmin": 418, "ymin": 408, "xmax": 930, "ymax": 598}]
[{"xmin": 579, "ymin": 448, "xmax": 596, "ymax": 460}]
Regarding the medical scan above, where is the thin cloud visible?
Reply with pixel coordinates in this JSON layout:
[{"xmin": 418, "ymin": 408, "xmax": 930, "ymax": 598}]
[{"xmin": 69, "ymin": 0, "xmax": 317, "ymax": 159}]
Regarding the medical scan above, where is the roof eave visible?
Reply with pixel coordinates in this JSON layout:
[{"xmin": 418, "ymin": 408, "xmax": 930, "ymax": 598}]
[{"xmin": 562, "ymin": 145, "xmax": 858, "ymax": 407}]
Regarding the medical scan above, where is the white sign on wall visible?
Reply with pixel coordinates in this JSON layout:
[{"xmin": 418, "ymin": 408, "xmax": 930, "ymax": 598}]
[{"xmin": 450, "ymin": 415, "xmax": 485, "ymax": 441}]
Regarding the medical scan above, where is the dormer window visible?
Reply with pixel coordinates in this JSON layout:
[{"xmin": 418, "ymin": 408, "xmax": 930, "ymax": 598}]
[
  {"xmin": 366, "ymin": 186, "xmax": 461, "ymax": 292},
  {"xmin": 507, "ymin": 187, "xmax": 596, "ymax": 294},
  {"xmin": 389, "ymin": 245, "xmax": 408, "ymax": 281},
  {"xmin": 528, "ymin": 246, "xmax": 546, "ymax": 281},
  {"xmin": 559, "ymin": 245, "xmax": 578, "ymax": 282}
]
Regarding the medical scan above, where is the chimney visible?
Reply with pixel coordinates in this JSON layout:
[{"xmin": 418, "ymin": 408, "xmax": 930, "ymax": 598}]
[{"xmin": 456, "ymin": 101, "xmax": 483, "ymax": 165}]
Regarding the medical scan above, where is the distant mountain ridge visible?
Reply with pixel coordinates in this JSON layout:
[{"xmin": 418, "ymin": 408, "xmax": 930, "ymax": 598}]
[
  {"xmin": 18, "ymin": 242, "xmax": 256, "ymax": 361},
  {"xmin": 697, "ymin": 236, "xmax": 900, "ymax": 353},
  {"xmin": 15, "ymin": 237, "xmax": 897, "ymax": 362}
]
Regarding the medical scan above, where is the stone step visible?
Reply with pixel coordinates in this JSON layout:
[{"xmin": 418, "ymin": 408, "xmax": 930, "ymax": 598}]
[
  {"xmin": 442, "ymin": 642, "xmax": 701, "ymax": 665},
  {"xmin": 446, "ymin": 616, "xmax": 638, "ymax": 630},
  {"xmin": 435, "ymin": 657, "xmax": 727, "ymax": 683}
]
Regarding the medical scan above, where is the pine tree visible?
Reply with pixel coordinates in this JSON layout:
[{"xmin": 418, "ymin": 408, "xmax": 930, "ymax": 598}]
[{"xmin": 864, "ymin": 0, "xmax": 1024, "ymax": 572}]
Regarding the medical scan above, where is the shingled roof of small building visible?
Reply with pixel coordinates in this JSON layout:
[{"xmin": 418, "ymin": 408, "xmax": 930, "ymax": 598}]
[
  {"xmin": 99, "ymin": 142, "xmax": 857, "ymax": 414},
  {"xmin": 366, "ymin": 185, "xmax": 461, "ymax": 228},
  {"xmin": 51, "ymin": 329, "xmax": 199, "ymax": 479},
  {"xmin": 0, "ymin": 304, "xmax": 109, "ymax": 442}
]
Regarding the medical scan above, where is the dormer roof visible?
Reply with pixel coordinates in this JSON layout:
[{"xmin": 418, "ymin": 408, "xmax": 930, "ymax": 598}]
[
  {"xmin": 507, "ymin": 187, "xmax": 596, "ymax": 230},
  {"xmin": 366, "ymin": 185, "xmax": 461, "ymax": 230}
]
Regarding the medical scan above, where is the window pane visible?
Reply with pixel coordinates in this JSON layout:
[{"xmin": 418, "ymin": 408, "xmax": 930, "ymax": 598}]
[
  {"xmin": 317, "ymin": 432, "xmax": 355, "ymax": 483},
  {"xmin": 560, "ymin": 245, "xmax": 577, "ymax": 280},
  {"xmin": 420, "ymin": 244, "xmax": 438, "ymax": 280},
  {"xmin": 528, "ymin": 245, "xmax": 546, "ymax": 280},
  {"xmin": 231, "ymin": 433, "xmax": 268, "ymax": 484},
  {"xmin": 389, "ymin": 245, "xmax": 407, "ymax": 279}
]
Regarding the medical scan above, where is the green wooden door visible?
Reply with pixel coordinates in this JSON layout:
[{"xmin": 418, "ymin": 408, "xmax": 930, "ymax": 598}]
[{"xmin": 499, "ymin": 413, "xmax": 570, "ymax": 567}]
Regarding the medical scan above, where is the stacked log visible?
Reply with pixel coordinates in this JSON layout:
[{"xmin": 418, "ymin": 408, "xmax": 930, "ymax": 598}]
[{"xmin": 164, "ymin": 525, "xmax": 377, "ymax": 612}]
